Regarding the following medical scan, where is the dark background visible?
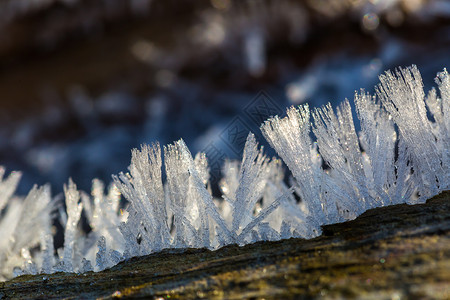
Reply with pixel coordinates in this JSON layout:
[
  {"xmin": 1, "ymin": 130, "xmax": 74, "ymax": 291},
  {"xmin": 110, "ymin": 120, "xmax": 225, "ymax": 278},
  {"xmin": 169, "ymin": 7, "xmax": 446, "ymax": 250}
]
[{"xmin": 0, "ymin": 0, "xmax": 448, "ymax": 195}]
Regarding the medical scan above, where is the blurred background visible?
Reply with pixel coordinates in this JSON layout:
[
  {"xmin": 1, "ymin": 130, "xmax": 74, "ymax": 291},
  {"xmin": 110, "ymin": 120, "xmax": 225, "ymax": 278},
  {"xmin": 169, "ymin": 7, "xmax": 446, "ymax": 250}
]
[{"xmin": 0, "ymin": 0, "xmax": 449, "ymax": 195}]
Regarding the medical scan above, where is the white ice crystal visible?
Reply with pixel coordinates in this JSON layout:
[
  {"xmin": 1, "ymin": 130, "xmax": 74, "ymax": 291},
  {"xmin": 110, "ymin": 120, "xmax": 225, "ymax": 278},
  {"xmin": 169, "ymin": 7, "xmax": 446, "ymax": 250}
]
[
  {"xmin": 0, "ymin": 65, "xmax": 448, "ymax": 280},
  {"xmin": 0, "ymin": 180, "xmax": 53, "ymax": 279},
  {"xmin": 261, "ymin": 105, "xmax": 327, "ymax": 234},
  {"xmin": 376, "ymin": 66, "xmax": 449, "ymax": 197}
]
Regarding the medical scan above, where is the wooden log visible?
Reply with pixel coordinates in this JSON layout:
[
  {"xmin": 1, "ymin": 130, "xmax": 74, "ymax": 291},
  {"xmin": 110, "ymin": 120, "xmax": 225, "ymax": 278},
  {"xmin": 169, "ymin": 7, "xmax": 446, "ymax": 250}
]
[{"xmin": 1, "ymin": 191, "xmax": 449, "ymax": 299}]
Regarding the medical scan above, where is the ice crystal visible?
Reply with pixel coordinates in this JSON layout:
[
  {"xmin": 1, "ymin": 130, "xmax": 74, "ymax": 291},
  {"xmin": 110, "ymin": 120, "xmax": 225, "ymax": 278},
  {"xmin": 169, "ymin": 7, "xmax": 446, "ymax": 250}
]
[
  {"xmin": 0, "ymin": 181, "xmax": 53, "ymax": 279},
  {"xmin": 0, "ymin": 65, "xmax": 448, "ymax": 280}
]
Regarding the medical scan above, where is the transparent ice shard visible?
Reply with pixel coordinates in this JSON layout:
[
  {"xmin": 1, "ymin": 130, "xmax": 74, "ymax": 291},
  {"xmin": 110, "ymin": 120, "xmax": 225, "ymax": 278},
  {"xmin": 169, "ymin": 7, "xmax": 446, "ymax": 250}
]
[
  {"xmin": 232, "ymin": 133, "xmax": 270, "ymax": 235},
  {"xmin": 95, "ymin": 236, "xmax": 108, "ymax": 272},
  {"xmin": 61, "ymin": 179, "xmax": 83, "ymax": 272},
  {"xmin": 0, "ymin": 168, "xmax": 21, "ymax": 212},
  {"xmin": 80, "ymin": 258, "xmax": 93, "ymax": 273}
]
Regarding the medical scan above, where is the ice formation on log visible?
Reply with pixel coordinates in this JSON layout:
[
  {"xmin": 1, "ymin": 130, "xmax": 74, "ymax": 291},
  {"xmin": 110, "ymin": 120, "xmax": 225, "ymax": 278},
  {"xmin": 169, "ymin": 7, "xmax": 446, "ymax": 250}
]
[{"xmin": 0, "ymin": 65, "xmax": 448, "ymax": 280}]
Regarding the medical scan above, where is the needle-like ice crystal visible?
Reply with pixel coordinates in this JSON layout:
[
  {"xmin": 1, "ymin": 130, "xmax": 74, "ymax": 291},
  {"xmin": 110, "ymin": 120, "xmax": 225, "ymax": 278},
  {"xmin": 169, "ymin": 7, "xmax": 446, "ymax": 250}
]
[{"xmin": 0, "ymin": 65, "xmax": 448, "ymax": 280}]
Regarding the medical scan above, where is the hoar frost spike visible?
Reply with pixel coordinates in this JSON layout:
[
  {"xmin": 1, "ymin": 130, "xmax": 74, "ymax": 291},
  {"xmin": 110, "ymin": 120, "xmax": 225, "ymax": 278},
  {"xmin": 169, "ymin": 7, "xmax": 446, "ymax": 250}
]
[{"xmin": 0, "ymin": 65, "xmax": 448, "ymax": 280}]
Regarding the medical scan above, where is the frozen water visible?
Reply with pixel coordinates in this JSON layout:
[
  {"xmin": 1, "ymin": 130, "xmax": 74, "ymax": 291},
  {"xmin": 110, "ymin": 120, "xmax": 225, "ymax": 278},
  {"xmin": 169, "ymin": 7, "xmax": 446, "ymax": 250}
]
[{"xmin": 0, "ymin": 65, "xmax": 448, "ymax": 279}]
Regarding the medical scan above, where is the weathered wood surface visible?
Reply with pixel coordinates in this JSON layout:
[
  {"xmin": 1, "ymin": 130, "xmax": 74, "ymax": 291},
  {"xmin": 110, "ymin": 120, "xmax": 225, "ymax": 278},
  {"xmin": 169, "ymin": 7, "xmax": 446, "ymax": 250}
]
[{"xmin": 1, "ymin": 191, "xmax": 449, "ymax": 299}]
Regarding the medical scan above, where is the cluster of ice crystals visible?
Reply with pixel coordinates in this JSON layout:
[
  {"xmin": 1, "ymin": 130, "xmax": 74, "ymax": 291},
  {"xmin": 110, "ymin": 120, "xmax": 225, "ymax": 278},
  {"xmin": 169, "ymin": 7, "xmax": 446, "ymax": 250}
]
[
  {"xmin": 0, "ymin": 175, "xmax": 126, "ymax": 279},
  {"xmin": 0, "ymin": 177, "xmax": 53, "ymax": 279},
  {"xmin": 376, "ymin": 66, "xmax": 449, "ymax": 197},
  {"xmin": 0, "ymin": 65, "xmax": 448, "ymax": 280},
  {"xmin": 113, "ymin": 143, "xmax": 169, "ymax": 256},
  {"xmin": 261, "ymin": 105, "xmax": 326, "ymax": 234},
  {"xmin": 262, "ymin": 65, "xmax": 448, "ymax": 230}
]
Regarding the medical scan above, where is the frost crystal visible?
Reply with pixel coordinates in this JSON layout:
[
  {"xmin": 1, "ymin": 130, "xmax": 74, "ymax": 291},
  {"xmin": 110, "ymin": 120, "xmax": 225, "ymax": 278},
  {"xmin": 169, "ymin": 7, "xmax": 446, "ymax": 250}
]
[
  {"xmin": 261, "ymin": 105, "xmax": 326, "ymax": 234},
  {"xmin": 376, "ymin": 66, "xmax": 448, "ymax": 197},
  {"xmin": 61, "ymin": 179, "xmax": 83, "ymax": 272},
  {"xmin": 0, "ymin": 65, "xmax": 448, "ymax": 280}
]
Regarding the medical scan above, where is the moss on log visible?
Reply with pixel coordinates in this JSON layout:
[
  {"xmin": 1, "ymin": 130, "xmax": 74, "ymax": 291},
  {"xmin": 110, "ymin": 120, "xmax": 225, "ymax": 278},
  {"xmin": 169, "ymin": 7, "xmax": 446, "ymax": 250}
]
[{"xmin": 1, "ymin": 191, "xmax": 449, "ymax": 299}]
